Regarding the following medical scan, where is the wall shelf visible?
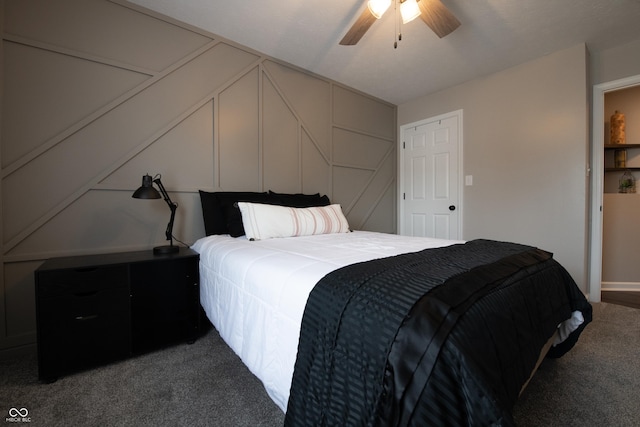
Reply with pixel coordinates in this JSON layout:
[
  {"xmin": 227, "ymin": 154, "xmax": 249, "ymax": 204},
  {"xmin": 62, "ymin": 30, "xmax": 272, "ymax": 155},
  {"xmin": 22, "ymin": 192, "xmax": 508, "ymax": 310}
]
[
  {"xmin": 604, "ymin": 144, "xmax": 640, "ymax": 172},
  {"xmin": 604, "ymin": 144, "xmax": 640, "ymax": 149}
]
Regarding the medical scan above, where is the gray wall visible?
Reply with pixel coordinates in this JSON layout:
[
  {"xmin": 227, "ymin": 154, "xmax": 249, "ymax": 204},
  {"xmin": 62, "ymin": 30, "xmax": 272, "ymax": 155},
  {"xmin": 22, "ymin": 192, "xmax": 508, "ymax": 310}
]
[
  {"xmin": 591, "ymin": 39, "xmax": 640, "ymax": 86},
  {"xmin": 398, "ymin": 44, "xmax": 590, "ymax": 292},
  {"xmin": 0, "ymin": 0, "xmax": 397, "ymax": 354}
]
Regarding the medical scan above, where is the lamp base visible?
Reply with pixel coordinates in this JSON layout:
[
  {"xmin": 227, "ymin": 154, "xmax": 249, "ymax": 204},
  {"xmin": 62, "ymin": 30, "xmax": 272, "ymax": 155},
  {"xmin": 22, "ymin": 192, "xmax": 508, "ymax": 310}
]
[{"xmin": 153, "ymin": 245, "xmax": 180, "ymax": 255}]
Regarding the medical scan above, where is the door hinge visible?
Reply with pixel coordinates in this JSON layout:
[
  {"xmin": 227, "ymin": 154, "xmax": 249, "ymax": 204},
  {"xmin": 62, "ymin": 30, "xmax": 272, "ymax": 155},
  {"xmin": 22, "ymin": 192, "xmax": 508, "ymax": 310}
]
[
  {"xmin": 403, "ymin": 193, "xmax": 406, "ymax": 200},
  {"xmin": 403, "ymin": 141, "xmax": 405, "ymax": 149}
]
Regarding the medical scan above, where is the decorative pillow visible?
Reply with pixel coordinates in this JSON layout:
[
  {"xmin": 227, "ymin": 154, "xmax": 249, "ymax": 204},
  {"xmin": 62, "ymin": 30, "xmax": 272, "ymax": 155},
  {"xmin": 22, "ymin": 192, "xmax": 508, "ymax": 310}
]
[
  {"xmin": 238, "ymin": 202, "xmax": 350, "ymax": 241},
  {"xmin": 268, "ymin": 191, "xmax": 331, "ymax": 208},
  {"xmin": 199, "ymin": 191, "xmax": 273, "ymax": 236}
]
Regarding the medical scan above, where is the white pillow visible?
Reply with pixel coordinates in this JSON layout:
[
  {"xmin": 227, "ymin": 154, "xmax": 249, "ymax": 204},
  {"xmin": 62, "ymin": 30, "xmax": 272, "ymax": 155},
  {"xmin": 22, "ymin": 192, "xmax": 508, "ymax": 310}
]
[{"xmin": 238, "ymin": 202, "xmax": 350, "ymax": 240}]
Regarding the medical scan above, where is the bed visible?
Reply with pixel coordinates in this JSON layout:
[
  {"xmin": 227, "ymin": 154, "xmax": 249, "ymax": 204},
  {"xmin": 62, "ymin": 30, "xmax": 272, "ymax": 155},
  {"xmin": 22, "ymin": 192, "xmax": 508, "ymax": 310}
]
[{"xmin": 193, "ymin": 191, "xmax": 592, "ymax": 426}]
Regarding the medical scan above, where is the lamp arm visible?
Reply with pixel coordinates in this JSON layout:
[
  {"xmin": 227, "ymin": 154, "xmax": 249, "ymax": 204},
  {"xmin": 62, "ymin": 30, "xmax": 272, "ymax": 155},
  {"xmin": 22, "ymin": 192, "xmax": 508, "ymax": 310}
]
[{"xmin": 153, "ymin": 178, "xmax": 178, "ymax": 244}]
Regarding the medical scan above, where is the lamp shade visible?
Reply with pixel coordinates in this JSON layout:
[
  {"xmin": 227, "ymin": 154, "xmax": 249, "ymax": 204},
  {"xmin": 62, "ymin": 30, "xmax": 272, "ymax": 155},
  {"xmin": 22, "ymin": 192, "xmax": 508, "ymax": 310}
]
[
  {"xmin": 401, "ymin": 0, "xmax": 421, "ymax": 24},
  {"xmin": 368, "ymin": 0, "xmax": 391, "ymax": 19},
  {"xmin": 132, "ymin": 174, "xmax": 161, "ymax": 199}
]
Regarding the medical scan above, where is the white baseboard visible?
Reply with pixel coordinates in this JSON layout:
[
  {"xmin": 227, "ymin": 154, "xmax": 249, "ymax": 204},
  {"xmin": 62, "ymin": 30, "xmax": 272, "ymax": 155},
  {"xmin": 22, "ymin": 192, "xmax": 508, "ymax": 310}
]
[{"xmin": 601, "ymin": 282, "xmax": 640, "ymax": 292}]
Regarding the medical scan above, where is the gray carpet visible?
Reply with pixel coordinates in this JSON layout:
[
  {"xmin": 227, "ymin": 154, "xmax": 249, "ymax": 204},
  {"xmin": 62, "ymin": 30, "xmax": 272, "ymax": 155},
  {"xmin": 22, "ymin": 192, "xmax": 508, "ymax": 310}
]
[
  {"xmin": 0, "ymin": 325, "xmax": 284, "ymax": 427},
  {"xmin": 1, "ymin": 302, "xmax": 638, "ymax": 426},
  {"xmin": 513, "ymin": 302, "xmax": 640, "ymax": 426}
]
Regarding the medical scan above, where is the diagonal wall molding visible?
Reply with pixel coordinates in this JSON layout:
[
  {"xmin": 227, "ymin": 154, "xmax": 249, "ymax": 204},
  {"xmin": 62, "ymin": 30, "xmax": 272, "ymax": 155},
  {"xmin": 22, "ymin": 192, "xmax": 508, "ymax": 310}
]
[{"xmin": 0, "ymin": 0, "xmax": 396, "ymax": 353}]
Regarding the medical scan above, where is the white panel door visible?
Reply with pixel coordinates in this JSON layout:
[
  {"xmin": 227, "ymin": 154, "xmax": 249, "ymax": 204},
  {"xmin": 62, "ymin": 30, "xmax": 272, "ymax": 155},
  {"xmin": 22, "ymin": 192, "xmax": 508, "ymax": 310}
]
[{"xmin": 401, "ymin": 113, "xmax": 460, "ymax": 239}]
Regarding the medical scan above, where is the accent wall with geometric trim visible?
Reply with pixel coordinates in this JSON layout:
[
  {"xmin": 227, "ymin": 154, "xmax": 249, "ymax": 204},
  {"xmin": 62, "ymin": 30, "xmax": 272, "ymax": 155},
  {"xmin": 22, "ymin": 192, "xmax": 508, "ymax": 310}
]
[{"xmin": 0, "ymin": 0, "xmax": 397, "ymax": 354}]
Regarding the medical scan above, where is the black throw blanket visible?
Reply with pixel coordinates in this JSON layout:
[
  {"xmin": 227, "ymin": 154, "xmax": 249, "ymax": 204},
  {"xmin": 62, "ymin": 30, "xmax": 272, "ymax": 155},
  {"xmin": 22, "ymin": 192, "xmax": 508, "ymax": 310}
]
[{"xmin": 285, "ymin": 239, "xmax": 592, "ymax": 427}]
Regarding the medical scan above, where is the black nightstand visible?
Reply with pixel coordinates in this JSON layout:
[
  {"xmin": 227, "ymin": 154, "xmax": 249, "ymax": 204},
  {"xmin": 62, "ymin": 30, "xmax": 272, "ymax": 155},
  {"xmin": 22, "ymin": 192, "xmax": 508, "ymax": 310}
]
[{"xmin": 34, "ymin": 247, "xmax": 200, "ymax": 382}]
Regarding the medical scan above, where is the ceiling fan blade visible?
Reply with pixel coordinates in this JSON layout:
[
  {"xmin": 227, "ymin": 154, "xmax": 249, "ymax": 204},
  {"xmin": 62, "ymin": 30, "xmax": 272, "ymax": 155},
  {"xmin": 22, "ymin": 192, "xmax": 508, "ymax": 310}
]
[
  {"xmin": 339, "ymin": 7, "xmax": 378, "ymax": 45},
  {"xmin": 418, "ymin": 0, "xmax": 461, "ymax": 38}
]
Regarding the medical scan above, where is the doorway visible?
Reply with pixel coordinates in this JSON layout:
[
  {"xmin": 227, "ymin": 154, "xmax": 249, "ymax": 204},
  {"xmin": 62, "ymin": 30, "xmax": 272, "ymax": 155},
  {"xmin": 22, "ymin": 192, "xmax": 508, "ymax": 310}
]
[
  {"xmin": 398, "ymin": 110, "xmax": 463, "ymax": 239},
  {"xmin": 590, "ymin": 75, "xmax": 640, "ymax": 303}
]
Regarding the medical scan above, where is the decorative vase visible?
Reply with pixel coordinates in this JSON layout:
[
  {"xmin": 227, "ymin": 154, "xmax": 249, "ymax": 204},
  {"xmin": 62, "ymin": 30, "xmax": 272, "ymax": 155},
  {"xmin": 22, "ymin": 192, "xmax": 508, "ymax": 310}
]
[
  {"xmin": 615, "ymin": 149, "xmax": 627, "ymax": 168},
  {"xmin": 610, "ymin": 110, "xmax": 626, "ymax": 144}
]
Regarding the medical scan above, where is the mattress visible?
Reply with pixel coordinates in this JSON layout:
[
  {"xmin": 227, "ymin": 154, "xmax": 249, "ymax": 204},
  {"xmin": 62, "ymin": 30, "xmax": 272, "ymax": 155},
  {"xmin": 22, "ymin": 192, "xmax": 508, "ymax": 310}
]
[{"xmin": 191, "ymin": 231, "xmax": 463, "ymax": 411}]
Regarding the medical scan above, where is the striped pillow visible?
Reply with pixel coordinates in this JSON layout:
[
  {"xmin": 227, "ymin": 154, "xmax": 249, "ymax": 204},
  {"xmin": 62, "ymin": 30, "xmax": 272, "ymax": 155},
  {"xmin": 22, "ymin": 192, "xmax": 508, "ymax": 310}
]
[{"xmin": 238, "ymin": 202, "xmax": 350, "ymax": 241}]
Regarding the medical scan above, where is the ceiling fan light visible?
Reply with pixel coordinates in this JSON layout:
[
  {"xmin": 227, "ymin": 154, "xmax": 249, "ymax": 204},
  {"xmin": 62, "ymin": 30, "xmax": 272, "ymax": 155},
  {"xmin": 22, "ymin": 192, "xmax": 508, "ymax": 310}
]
[
  {"xmin": 368, "ymin": 0, "xmax": 392, "ymax": 19},
  {"xmin": 400, "ymin": 0, "xmax": 421, "ymax": 24}
]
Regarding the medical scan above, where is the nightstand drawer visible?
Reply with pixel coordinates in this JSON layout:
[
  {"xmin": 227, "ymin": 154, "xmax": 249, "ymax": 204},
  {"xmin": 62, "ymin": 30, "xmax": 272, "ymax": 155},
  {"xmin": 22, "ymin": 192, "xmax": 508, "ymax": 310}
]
[
  {"xmin": 38, "ymin": 287, "xmax": 130, "ymax": 320},
  {"xmin": 37, "ymin": 308, "xmax": 131, "ymax": 380},
  {"xmin": 37, "ymin": 265, "xmax": 128, "ymax": 298}
]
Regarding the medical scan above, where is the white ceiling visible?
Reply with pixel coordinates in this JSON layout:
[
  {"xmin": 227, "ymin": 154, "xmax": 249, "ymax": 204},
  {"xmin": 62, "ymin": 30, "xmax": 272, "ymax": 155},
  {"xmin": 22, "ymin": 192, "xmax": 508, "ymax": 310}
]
[{"xmin": 127, "ymin": 0, "xmax": 640, "ymax": 105}]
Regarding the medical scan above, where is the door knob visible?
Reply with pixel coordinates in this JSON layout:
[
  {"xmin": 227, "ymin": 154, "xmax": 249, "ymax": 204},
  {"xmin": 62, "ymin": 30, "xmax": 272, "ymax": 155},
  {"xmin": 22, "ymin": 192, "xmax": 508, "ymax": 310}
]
[{"xmin": 449, "ymin": 205, "xmax": 456, "ymax": 211}]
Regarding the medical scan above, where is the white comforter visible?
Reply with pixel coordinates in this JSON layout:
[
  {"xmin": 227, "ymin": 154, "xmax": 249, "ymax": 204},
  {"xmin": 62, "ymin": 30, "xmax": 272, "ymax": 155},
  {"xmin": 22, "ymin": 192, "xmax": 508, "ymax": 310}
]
[{"xmin": 191, "ymin": 231, "xmax": 462, "ymax": 411}]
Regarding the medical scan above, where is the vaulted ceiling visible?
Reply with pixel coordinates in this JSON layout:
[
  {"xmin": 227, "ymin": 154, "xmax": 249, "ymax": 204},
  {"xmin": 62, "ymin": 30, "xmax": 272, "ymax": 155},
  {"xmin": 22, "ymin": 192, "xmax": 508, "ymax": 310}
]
[{"xmin": 128, "ymin": 0, "xmax": 640, "ymax": 105}]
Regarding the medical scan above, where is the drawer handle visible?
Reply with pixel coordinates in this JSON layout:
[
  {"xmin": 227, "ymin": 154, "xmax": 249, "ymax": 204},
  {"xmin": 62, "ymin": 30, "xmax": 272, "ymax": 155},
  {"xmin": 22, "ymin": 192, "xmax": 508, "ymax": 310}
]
[{"xmin": 75, "ymin": 314, "xmax": 99, "ymax": 321}]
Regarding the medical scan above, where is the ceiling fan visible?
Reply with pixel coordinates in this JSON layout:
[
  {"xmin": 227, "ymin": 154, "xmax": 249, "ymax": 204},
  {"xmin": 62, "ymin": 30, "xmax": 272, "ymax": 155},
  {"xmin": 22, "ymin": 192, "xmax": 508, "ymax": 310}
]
[{"xmin": 339, "ymin": 0, "xmax": 460, "ymax": 46}]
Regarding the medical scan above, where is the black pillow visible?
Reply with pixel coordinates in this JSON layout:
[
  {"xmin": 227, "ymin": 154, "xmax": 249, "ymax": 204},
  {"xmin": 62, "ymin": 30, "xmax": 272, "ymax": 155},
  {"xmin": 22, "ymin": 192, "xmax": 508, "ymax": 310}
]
[
  {"xmin": 199, "ymin": 191, "xmax": 273, "ymax": 236},
  {"xmin": 199, "ymin": 190, "xmax": 227, "ymax": 236},
  {"xmin": 268, "ymin": 191, "xmax": 330, "ymax": 208},
  {"xmin": 220, "ymin": 193, "xmax": 276, "ymax": 237}
]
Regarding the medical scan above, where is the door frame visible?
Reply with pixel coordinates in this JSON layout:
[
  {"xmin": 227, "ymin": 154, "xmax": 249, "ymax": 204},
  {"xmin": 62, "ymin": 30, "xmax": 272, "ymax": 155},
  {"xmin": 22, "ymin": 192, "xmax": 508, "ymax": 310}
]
[
  {"xmin": 590, "ymin": 75, "xmax": 640, "ymax": 302},
  {"xmin": 398, "ymin": 109, "xmax": 464, "ymax": 238}
]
